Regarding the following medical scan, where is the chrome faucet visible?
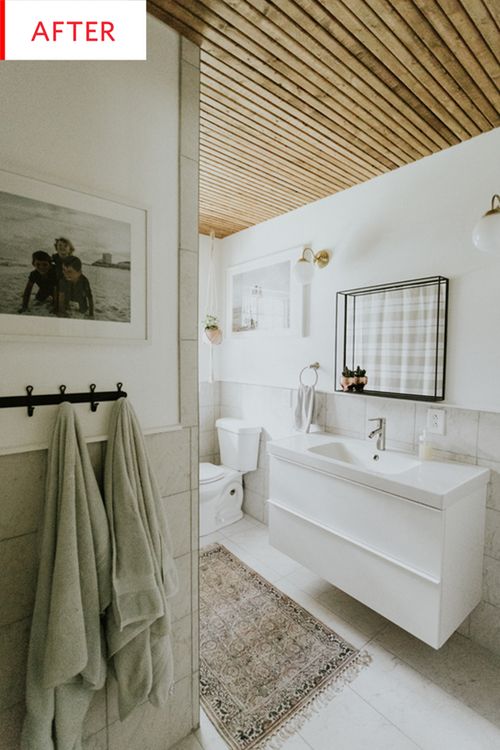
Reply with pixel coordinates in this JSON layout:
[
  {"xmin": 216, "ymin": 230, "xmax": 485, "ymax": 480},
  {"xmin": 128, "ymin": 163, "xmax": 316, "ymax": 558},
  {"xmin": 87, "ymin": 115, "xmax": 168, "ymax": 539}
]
[{"xmin": 368, "ymin": 417, "xmax": 386, "ymax": 451}]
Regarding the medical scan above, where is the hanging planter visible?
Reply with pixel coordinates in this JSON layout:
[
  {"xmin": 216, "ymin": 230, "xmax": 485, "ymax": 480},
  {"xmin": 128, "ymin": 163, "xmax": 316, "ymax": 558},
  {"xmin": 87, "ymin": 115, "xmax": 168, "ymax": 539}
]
[{"xmin": 203, "ymin": 314, "xmax": 223, "ymax": 345}]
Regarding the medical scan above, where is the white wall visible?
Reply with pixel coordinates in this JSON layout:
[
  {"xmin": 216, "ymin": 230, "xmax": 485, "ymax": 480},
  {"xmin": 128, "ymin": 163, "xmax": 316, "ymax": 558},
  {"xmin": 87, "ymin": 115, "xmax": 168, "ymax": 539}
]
[
  {"xmin": 215, "ymin": 129, "xmax": 500, "ymax": 412},
  {"xmin": 0, "ymin": 16, "xmax": 180, "ymax": 452}
]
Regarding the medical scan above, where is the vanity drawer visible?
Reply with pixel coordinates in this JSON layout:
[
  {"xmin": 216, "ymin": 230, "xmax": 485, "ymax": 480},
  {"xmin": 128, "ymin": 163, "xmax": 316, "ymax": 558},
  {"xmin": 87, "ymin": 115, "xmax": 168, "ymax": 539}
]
[
  {"xmin": 268, "ymin": 500, "xmax": 443, "ymax": 647},
  {"xmin": 269, "ymin": 456, "xmax": 442, "ymax": 579}
]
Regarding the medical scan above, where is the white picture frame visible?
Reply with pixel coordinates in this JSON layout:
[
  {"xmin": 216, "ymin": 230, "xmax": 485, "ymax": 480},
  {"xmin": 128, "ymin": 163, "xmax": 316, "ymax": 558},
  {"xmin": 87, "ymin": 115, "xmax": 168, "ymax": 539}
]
[
  {"xmin": 227, "ymin": 247, "xmax": 305, "ymax": 338},
  {"xmin": 0, "ymin": 169, "xmax": 149, "ymax": 343}
]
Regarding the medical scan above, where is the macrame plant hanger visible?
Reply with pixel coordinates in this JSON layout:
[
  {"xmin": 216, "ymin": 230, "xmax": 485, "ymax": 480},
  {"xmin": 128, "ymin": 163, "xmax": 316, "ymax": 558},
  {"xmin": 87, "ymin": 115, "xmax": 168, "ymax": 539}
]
[{"xmin": 203, "ymin": 230, "xmax": 222, "ymax": 383}]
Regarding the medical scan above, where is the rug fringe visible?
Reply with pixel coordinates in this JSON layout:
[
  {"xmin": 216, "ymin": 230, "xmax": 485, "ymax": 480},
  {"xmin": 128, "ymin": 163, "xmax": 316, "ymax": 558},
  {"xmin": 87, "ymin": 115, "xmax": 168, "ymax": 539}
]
[{"xmin": 253, "ymin": 650, "xmax": 372, "ymax": 750}]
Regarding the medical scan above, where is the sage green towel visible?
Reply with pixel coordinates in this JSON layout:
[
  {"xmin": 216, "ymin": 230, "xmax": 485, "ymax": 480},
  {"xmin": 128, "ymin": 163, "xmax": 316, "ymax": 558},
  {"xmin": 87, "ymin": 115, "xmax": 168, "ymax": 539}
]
[
  {"xmin": 104, "ymin": 398, "xmax": 178, "ymax": 720},
  {"xmin": 22, "ymin": 402, "xmax": 111, "ymax": 750}
]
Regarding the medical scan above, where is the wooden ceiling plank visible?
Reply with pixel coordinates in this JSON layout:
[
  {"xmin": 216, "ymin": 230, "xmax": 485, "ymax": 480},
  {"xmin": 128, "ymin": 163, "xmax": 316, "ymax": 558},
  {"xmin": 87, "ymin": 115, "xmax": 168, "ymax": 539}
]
[
  {"xmin": 200, "ymin": 162, "xmax": 311, "ymax": 206},
  {"xmin": 242, "ymin": 0, "xmax": 441, "ymax": 154},
  {"xmin": 200, "ymin": 189, "xmax": 293, "ymax": 221},
  {"xmin": 315, "ymin": 0, "xmax": 476, "ymax": 139},
  {"xmin": 268, "ymin": 0, "xmax": 450, "ymax": 151},
  {"xmin": 200, "ymin": 148, "xmax": 325, "ymax": 203},
  {"xmin": 153, "ymin": 0, "xmax": 402, "ymax": 169},
  {"xmin": 200, "ymin": 114, "xmax": 354, "ymax": 189},
  {"xmin": 201, "ymin": 92, "xmax": 372, "ymax": 190},
  {"xmin": 458, "ymin": 0, "xmax": 500, "ymax": 63},
  {"xmin": 201, "ymin": 59, "xmax": 381, "ymax": 179},
  {"xmin": 205, "ymin": 0, "xmax": 430, "ymax": 160},
  {"xmin": 371, "ymin": 0, "xmax": 497, "ymax": 128},
  {"xmin": 439, "ymin": 0, "xmax": 500, "ymax": 85},
  {"xmin": 200, "ymin": 124, "xmax": 347, "ymax": 193}
]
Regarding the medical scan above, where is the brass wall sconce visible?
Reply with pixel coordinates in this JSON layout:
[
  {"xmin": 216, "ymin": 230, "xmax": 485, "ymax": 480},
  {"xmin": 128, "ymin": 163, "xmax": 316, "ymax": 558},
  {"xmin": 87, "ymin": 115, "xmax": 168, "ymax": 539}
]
[
  {"xmin": 294, "ymin": 245, "xmax": 330, "ymax": 285},
  {"xmin": 472, "ymin": 194, "xmax": 500, "ymax": 255}
]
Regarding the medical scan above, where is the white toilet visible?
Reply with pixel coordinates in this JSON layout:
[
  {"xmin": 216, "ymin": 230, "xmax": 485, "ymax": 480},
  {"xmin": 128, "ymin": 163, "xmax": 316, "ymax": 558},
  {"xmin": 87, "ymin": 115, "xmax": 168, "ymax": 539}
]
[{"xmin": 200, "ymin": 418, "xmax": 261, "ymax": 536}]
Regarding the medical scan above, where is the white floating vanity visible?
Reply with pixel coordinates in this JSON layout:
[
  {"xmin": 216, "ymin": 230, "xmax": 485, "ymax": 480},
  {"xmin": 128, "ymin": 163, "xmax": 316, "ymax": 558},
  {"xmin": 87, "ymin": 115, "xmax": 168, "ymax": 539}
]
[{"xmin": 267, "ymin": 433, "xmax": 489, "ymax": 649}]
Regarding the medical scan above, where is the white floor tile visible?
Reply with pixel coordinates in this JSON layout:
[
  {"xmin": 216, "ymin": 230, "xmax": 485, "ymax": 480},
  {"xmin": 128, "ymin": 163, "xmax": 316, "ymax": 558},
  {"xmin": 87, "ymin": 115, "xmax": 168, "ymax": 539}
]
[
  {"xmin": 299, "ymin": 687, "xmax": 420, "ymax": 750},
  {"xmin": 196, "ymin": 710, "xmax": 229, "ymax": 749},
  {"xmin": 172, "ymin": 733, "xmax": 205, "ymax": 750},
  {"xmin": 351, "ymin": 640, "xmax": 500, "ymax": 750}
]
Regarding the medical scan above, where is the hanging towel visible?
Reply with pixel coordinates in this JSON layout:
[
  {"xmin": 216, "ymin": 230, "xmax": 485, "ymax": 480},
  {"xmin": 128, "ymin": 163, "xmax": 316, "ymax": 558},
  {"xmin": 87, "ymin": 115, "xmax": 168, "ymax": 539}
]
[
  {"xmin": 22, "ymin": 402, "xmax": 111, "ymax": 750},
  {"xmin": 104, "ymin": 398, "xmax": 178, "ymax": 721},
  {"xmin": 294, "ymin": 384, "xmax": 315, "ymax": 433}
]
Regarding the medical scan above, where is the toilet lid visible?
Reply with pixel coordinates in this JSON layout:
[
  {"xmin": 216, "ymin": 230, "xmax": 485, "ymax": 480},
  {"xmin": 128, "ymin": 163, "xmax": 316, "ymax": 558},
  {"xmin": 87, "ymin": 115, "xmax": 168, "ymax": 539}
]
[{"xmin": 200, "ymin": 462, "xmax": 226, "ymax": 484}]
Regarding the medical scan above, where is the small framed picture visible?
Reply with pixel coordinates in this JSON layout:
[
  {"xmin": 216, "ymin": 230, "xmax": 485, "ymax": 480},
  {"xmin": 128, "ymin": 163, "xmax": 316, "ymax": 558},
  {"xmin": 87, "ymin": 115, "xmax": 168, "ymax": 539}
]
[
  {"xmin": 227, "ymin": 246, "xmax": 305, "ymax": 338},
  {"xmin": 0, "ymin": 169, "xmax": 149, "ymax": 343}
]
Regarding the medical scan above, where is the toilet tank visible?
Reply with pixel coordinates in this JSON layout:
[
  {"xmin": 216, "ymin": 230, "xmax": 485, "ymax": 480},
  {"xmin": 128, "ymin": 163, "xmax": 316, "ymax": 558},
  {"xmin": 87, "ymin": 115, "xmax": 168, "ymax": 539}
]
[{"xmin": 216, "ymin": 418, "xmax": 262, "ymax": 472}]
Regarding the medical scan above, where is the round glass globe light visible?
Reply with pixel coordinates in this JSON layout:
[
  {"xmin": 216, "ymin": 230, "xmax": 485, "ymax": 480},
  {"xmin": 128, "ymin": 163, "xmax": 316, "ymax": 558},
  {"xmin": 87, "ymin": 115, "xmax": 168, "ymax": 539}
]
[
  {"xmin": 294, "ymin": 258, "xmax": 314, "ymax": 284},
  {"xmin": 472, "ymin": 209, "xmax": 500, "ymax": 255}
]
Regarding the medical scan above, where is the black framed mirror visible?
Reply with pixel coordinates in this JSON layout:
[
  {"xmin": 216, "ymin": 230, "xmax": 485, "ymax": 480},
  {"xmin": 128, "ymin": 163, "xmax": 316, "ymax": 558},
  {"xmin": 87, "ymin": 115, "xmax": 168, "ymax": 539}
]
[{"xmin": 335, "ymin": 276, "xmax": 448, "ymax": 401}]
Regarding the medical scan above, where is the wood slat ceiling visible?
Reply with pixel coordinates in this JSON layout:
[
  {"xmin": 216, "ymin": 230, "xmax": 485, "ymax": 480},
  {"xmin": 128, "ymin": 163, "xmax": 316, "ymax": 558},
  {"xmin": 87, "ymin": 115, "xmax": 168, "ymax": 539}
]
[{"xmin": 149, "ymin": 0, "xmax": 500, "ymax": 238}]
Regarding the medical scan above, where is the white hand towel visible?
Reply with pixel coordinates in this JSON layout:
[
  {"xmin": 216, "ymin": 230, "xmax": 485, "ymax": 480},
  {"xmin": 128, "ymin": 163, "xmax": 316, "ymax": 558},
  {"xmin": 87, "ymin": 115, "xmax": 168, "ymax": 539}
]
[
  {"xmin": 22, "ymin": 402, "xmax": 111, "ymax": 750},
  {"xmin": 294, "ymin": 384, "xmax": 315, "ymax": 433},
  {"xmin": 104, "ymin": 398, "xmax": 178, "ymax": 721}
]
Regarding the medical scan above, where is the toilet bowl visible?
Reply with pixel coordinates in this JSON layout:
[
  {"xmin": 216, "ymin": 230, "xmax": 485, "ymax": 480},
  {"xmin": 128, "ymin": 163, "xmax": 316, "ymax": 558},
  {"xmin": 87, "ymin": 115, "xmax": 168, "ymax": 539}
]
[{"xmin": 199, "ymin": 418, "xmax": 261, "ymax": 536}]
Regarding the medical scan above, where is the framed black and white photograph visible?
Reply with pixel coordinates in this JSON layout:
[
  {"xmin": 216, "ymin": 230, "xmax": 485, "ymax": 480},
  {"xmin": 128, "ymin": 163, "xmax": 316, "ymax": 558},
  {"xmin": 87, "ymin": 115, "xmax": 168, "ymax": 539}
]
[
  {"xmin": 227, "ymin": 247, "xmax": 305, "ymax": 338},
  {"xmin": 0, "ymin": 170, "xmax": 148, "ymax": 342}
]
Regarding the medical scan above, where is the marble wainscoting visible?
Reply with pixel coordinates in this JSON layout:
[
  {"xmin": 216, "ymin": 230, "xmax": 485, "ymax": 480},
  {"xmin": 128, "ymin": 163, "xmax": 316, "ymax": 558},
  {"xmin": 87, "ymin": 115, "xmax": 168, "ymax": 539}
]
[{"xmin": 198, "ymin": 380, "xmax": 500, "ymax": 659}]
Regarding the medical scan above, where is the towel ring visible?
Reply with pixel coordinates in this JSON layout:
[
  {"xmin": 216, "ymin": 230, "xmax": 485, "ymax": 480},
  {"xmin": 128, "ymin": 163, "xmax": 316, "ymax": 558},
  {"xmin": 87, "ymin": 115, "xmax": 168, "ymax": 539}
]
[{"xmin": 299, "ymin": 363, "xmax": 319, "ymax": 387}]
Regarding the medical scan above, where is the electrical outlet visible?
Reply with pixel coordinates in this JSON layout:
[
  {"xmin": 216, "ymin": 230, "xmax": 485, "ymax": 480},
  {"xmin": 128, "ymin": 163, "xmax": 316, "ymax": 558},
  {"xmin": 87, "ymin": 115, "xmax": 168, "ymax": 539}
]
[{"xmin": 427, "ymin": 408, "xmax": 446, "ymax": 435}]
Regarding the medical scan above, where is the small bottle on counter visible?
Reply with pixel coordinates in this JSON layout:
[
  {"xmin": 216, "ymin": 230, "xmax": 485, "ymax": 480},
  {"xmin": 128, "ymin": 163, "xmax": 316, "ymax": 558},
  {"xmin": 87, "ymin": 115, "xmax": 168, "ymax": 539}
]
[{"xmin": 418, "ymin": 429, "xmax": 433, "ymax": 460}]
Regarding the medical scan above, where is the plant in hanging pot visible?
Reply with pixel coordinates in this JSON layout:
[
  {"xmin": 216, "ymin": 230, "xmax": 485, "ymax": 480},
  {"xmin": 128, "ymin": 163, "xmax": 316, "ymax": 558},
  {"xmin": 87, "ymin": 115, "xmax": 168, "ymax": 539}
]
[{"xmin": 203, "ymin": 314, "xmax": 223, "ymax": 345}]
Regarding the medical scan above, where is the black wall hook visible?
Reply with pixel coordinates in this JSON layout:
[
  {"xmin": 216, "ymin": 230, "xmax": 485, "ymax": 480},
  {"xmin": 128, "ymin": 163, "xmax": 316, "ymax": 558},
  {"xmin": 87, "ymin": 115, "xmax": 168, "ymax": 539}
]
[
  {"xmin": 26, "ymin": 385, "xmax": 35, "ymax": 417},
  {"xmin": 89, "ymin": 383, "xmax": 98, "ymax": 412},
  {"xmin": 0, "ymin": 383, "xmax": 127, "ymax": 416}
]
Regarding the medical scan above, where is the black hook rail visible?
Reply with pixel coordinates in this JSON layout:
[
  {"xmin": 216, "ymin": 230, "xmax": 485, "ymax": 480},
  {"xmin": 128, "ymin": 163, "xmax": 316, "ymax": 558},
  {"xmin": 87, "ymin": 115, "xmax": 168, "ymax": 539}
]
[{"xmin": 0, "ymin": 383, "xmax": 127, "ymax": 417}]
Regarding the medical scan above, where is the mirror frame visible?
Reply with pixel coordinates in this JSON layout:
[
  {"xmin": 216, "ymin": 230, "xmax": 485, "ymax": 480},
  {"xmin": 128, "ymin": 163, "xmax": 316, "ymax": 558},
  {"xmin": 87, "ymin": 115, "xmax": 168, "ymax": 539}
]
[{"xmin": 334, "ymin": 276, "xmax": 449, "ymax": 402}]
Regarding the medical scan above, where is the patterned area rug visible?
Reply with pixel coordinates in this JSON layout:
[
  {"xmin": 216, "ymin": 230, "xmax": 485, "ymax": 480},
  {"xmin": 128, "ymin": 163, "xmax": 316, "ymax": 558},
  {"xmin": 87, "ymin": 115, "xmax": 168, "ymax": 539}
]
[{"xmin": 200, "ymin": 543, "xmax": 370, "ymax": 750}]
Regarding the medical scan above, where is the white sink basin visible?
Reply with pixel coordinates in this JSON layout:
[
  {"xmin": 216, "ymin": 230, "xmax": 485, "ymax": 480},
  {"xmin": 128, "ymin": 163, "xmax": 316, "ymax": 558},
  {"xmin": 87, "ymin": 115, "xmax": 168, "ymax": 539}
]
[{"xmin": 308, "ymin": 441, "xmax": 420, "ymax": 475}]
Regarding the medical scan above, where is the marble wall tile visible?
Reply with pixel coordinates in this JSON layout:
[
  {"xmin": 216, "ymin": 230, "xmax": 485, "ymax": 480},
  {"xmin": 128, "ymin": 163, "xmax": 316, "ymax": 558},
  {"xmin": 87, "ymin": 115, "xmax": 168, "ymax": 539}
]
[
  {"xmin": 190, "ymin": 427, "xmax": 199, "ymax": 490},
  {"xmin": 478, "ymin": 411, "xmax": 500, "ymax": 463},
  {"xmin": 415, "ymin": 404, "xmax": 478, "ymax": 458},
  {"xmin": 180, "ymin": 341, "xmax": 198, "ymax": 428},
  {"xmin": 243, "ymin": 467, "xmax": 266, "ymax": 496},
  {"xmin": 0, "ymin": 533, "xmax": 38, "ymax": 626},
  {"xmin": 181, "ymin": 37, "xmax": 200, "ymax": 69},
  {"xmin": 325, "ymin": 393, "xmax": 367, "ymax": 438},
  {"xmin": 0, "ymin": 618, "xmax": 30, "ymax": 711},
  {"xmin": 242, "ymin": 489, "xmax": 265, "ymax": 524},
  {"xmin": 180, "ymin": 251, "xmax": 199, "ymax": 341},
  {"xmin": 484, "ymin": 509, "xmax": 500, "ymax": 561},
  {"xmin": 173, "ymin": 614, "xmax": 193, "ymax": 682},
  {"xmin": 483, "ymin": 556, "xmax": 500, "ymax": 608},
  {"xmin": 199, "ymin": 430, "xmax": 216, "ymax": 459},
  {"xmin": 199, "ymin": 381, "xmax": 219, "ymax": 409},
  {"xmin": 191, "ymin": 490, "xmax": 199, "ymax": 553},
  {"xmin": 180, "ymin": 157, "xmax": 199, "ymax": 254},
  {"xmin": 469, "ymin": 601, "xmax": 500, "ymax": 657},
  {"xmin": 479, "ymin": 459, "xmax": 500, "ymax": 511},
  {"xmin": 366, "ymin": 397, "xmax": 416, "ymax": 450},
  {"xmin": 146, "ymin": 430, "xmax": 191, "ymax": 496},
  {"xmin": 180, "ymin": 62, "xmax": 200, "ymax": 163},
  {"xmin": 219, "ymin": 381, "xmax": 242, "ymax": 409},
  {"xmin": 164, "ymin": 492, "xmax": 191, "ymax": 559},
  {"xmin": 199, "ymin": 406, "xmax": 215, "ymax": 433},
  {"xmin": 0, "ymin": 701, "xmax": 24, "ymax": 750},
  {"xmin": 0, "ymin": 450, "xmax": 46, "ymax": 540},
  {"xmin": 171, "ymin": 553, "xmax": 192, "ymax": 623}
]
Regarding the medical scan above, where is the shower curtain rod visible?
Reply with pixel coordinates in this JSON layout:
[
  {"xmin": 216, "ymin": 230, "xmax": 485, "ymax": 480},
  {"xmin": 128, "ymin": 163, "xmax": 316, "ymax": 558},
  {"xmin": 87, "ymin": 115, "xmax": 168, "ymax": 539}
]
[{"xmin": 0, "ymin": 383, "xmax": 127, "ymax": 417}]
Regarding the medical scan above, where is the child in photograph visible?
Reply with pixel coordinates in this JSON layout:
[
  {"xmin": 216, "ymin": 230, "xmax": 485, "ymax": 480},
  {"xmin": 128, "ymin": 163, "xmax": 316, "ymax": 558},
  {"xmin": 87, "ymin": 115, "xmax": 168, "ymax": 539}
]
[
  {"xmin": 52, "ymin": 237, "xmax": 75, "ymax": 278},
  {"xmin": 19, "ymin": 250, "xmax": 58, "ymax": 313},
  {"xmin": 58, "ymin": 256, "xmax": 94, "ymax": 319}
]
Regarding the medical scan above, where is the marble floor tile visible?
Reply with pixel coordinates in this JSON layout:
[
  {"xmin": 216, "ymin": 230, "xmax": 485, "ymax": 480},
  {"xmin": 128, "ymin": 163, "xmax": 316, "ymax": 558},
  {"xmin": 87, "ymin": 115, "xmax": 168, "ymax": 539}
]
[
  {"xmin": 281, "ymin": 565, "xmax": 339, "ymax": 599},
  {"xmin": 317, "ymin": 585, "xmax": 389, "ymax": 639},
  {"xmin": 196, "ymin": 710, "xmax": 229, "ymax": 749},
  {"xmin": 172, "ymin": 732, "xmax": 205, "ymax": 750},
  {"xmin": 219, "ymin": 538, "xmax": 283, "ymax": 584},
  {"xmin": 299, "ymin": 687, "xmax": 420, "ymax": 750},
  {"xmin": 351, "ymin": 640, "xmax": 500, "ymax": 750},
  {"xmin": 376, "ymin": 624, "xmax": 500, "ymax": 727}
]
